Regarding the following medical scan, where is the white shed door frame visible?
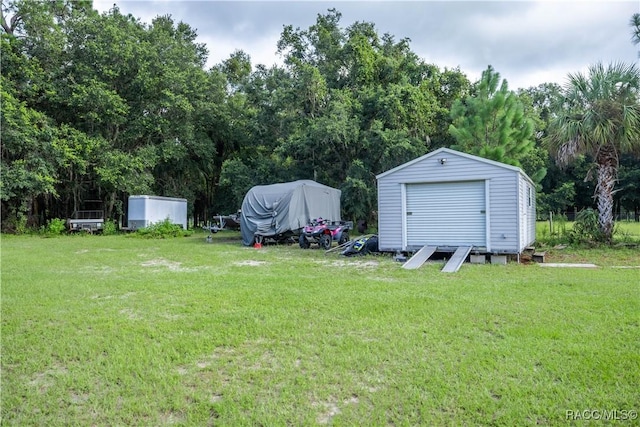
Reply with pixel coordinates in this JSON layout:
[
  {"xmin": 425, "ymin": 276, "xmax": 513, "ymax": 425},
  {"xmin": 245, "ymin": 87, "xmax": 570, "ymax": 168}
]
[{"xmin": 401, "ymin": 180, "xmax": 491, "ymax": 250}]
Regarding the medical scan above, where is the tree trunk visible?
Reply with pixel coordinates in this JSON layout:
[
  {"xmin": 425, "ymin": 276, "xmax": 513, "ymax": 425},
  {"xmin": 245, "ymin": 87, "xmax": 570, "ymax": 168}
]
[
  {"xmin": 106, "ymin": 192, "xmax": 116, "ymax": 219},
  {"xmin": 595, "ymin": 146, "xmax": 617, "ymax": 243}
]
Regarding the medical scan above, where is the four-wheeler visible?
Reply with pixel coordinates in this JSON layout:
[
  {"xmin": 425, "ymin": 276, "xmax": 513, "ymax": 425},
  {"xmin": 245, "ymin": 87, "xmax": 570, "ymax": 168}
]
[{"xmin": 299, "ymin": 218, "xmax": 353, "ymax": 250}]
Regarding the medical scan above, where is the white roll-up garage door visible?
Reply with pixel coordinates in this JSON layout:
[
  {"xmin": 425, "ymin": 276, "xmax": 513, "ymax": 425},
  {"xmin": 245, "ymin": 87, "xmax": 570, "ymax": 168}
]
[{"xmin": 406, "ymin": 181, "xmax": 486, "ymax": 247}]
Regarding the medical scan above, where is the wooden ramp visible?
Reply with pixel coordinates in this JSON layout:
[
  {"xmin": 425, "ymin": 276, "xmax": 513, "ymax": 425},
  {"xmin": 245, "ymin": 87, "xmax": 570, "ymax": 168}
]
[
  {"xmin": 442, "ymin": 246, "xmax": 472, "ymax": 273},
  {"xmin": 402, "ymin": 246, "xmax": 438, "ymax": 270}
]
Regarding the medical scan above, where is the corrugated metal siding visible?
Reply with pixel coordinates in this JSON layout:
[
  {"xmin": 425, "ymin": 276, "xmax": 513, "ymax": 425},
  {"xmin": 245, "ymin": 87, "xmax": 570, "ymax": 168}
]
[
  {"xmin": 488, "ymin": 175, "xmax": 519, "ymax": 252},
  {"xmin": 377, "ymin": 150, "xmax": 521, "ymax": 252},
  {"xmin": 377, "ymin": 181, "xmax": 404, "ymax": 251},
  {"xmin": 406, "ymin": 181, "xmax": 486, "ymax": 246}
]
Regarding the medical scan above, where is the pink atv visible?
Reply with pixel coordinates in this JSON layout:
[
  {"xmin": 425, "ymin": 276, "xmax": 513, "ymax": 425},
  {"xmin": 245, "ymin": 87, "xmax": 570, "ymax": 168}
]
[{"xmin": 299, "ymin": 218, "xmax": 352, "ymax": 250}]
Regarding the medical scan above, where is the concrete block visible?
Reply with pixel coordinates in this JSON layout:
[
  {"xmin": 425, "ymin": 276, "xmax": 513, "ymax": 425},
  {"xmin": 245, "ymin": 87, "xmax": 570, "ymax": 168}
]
[
  {"xmin": 532, "ymin": 252, "xmax": 546, "ymax": 263},
  {"xmin": 470, "ymin": 254, "xmax": 486, "ymax": 264},
  {"xmin": 491, "ymin": 255, "xmax": 507, "ymax": 265}
]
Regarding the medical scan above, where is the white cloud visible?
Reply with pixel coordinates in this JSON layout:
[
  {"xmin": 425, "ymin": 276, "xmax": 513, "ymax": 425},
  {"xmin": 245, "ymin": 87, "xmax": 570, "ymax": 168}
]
[{"xmin": 201, "ymin": 32, "xmax": 284, "ymax": 69}]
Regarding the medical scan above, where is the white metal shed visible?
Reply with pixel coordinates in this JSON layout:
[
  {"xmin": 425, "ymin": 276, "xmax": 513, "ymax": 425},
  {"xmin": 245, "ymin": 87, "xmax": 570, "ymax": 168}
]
[{"xmin": 376, "ymin": 148, "xmax": 536, "ymax": 254}]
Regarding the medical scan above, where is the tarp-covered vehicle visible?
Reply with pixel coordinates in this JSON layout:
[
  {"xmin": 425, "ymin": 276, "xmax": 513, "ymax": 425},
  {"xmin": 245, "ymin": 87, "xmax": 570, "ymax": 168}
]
[{"xmin": 240, "ymin": 180, "xmax": 342, "ymax": 246}]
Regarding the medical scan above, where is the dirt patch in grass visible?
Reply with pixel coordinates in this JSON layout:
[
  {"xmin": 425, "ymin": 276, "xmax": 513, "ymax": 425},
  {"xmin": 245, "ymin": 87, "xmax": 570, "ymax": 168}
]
[
  {"xmin": 140, "ymin": 258, "xmax": 198, "ymax": 272},
  {"xmin": 233, "ymin": 260, "xmax": 266, "ymax": 267},
  {"xmin": 29, "ymin": 365, "xmax": 68, "ymax": 394},
  {"xmin": 90, "ymin": 292, "xmax": 137, "ymax": 300},
  {"xmin": 159, "ymin": 411, "xmax": 186, "ymax": 425},
  {"xmin": 141, "ymin": 258, "xmax": 182, "ymax": 270},
  {"xmin": 119, "ymin": 308, "xmax": 142, "ymax": 320},
  {"xmin": 315, "ymin": 400, "xmax": 341, "ymax": 424},
  {"xmin": 315, "ymin": 396, "xmax": 360, "ymax": 425},
  {"xmin": 160, "ymin": 313, "xmax": 183, "ymax": 320},
  {"xmin": 75, "ymin": 248, "xmax": 117, "ymax": 254},
  {"xmin": 69, "ymin": 392, "xmax": 89, "ymax": 404},
  {"xmin": 315, "ymin": 259, "xmax": 380, "ymax": 268}
]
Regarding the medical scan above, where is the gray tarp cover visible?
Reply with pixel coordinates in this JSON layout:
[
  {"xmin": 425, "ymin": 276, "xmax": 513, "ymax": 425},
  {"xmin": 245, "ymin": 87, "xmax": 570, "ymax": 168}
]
[{"xmin": 240, "ymin": 180, "xmax": 341, "ymax": 245}]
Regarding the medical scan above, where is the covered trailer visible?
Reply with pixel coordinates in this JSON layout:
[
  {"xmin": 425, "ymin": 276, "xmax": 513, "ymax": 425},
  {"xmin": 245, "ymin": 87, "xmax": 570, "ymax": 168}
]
[
  {"xmin": 128, "ymin": 195, "xmax": 188, "ymax": 230},
  {"xmin": 240, "ymin": 180, "xmax": 341, "ymax": 246}
]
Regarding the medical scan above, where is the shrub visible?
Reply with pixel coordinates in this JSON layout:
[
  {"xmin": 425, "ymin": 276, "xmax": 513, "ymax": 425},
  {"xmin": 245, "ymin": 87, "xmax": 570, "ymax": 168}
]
[
  {"xmin": 45, "ymin": 218, "xmax": 67, "ymax": 236},
  {"xmin": 1, "ymin": 215, "xmax": 28, "ymax": 235},
  {"xmin": 102, "ymin": 219, "xmax": 118, "ymax": 236},
  {"xmin": 569, "ymin": 208, "xmax": 602, "ymax": 244},
  {"xmin": 133, "ymin": 218, "xmax": 192, "ymax": 239}
]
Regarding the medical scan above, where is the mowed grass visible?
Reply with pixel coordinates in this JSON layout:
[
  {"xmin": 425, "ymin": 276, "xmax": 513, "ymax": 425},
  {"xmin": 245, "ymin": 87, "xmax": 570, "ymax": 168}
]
[
  {"xmin": 536, "ymin": 219, "xmax": 640, "ymax": 246},
  {"xmin": 615, "ymin": 221, "xmax": 640, "ymax": 241},
  {"xmin": 1, "ymin": 231, "xmax": 639, "ymax": 426}
]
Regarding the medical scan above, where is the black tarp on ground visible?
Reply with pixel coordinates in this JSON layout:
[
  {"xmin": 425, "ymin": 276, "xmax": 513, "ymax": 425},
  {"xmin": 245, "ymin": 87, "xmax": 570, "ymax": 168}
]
[{"xmin": 240, "ymin": 180, "xmax": 342, "ymax": 246}]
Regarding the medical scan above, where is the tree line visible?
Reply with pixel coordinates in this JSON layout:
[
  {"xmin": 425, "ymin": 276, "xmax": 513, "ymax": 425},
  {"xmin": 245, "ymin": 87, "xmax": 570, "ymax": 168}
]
[{"xmin": 2, "ymin": 2, "xmax": 639, "ymax": 242}]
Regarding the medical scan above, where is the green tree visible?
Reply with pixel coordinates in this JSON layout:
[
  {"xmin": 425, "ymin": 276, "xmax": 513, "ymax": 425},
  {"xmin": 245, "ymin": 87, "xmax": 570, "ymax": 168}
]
[
  {"xmin": 0, "ymin": 0, "xmax": 92, "ymax": 36},
  {"xmin": 536, "ymin": 182, "xmax": 576, "ymax": 218},
  {"xmin": 1, "ymin": 1, "xmax": 220, "ymax": 227},
  {"xmin": 449, "ymin": 65, "xmax": 536, "ymax": 168},
  {"xmin": 197, "ymin": 58, "xmax": 259, "ymax": 217},
  {"xmin": 426, "ymin": 67, "xmax": 471, "ymax": 149},
  {"xmin": 1, "ymin": 0, "xmax": 98, "ymax": 226},
  {"xmin": 0, "ymin": 86, "xmax": 58, "ymax": 225},
  {"xmin": 52, "ymin": 6, "xmax": 160, "ymax": 217},
  {"xmin": 546, "ymin": 62, "xmax": 640, "ymax": 242},
  {"xmin": 616, "ymin": 155, "xmax": 640, "ymax": 220},
  {"xmin": 57, "ymin": 8, "xmax": 210, "ymax": 218},
  {"xmin": 272, "ymin": 9, "xmax": 446, "ymax": 221}
]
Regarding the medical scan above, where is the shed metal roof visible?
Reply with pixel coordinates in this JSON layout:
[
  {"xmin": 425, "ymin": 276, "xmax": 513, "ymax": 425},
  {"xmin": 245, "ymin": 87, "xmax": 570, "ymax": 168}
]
[{"xmin": 376, "ymin": 147, "xmax": 534, "ymax": 185}]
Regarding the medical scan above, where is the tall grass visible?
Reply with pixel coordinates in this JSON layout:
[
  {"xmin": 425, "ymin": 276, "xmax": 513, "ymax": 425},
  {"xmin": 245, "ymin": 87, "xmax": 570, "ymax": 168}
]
[{"xmin": 2, "ymin": 232, "xmax": 639, "ymax": 425}]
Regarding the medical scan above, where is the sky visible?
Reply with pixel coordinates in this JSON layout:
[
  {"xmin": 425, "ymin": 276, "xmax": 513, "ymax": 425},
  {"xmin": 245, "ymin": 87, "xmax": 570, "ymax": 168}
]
[{"xmin": 93, "ymin": 1, "xmax": 640, "ymax": 90}]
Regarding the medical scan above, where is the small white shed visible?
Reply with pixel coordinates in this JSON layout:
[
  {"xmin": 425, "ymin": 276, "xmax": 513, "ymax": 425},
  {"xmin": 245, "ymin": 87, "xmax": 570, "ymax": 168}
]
[{"xmin": 376, "ymin": 148, "xmax": 536, "ymax": 254}]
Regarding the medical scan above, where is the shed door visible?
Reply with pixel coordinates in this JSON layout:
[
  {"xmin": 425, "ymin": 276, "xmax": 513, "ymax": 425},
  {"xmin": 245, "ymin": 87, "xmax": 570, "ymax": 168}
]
[{"xmin": 406, "ymin": 181, "xmax": 486, "ymax": 247}]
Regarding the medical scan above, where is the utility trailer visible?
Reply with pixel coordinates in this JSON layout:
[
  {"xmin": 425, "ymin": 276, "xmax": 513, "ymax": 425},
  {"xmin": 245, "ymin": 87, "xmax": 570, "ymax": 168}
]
[
  {"xmin": 68, "ymin": 200, "xmax": 104, "ymax": 233},
  {"xmin": 202, "ymin": 212, "xmax": 242, "ymax": 234},
  {"xmin": 127, "ymin": 195, "xmax": 188, "ymax": 230}
]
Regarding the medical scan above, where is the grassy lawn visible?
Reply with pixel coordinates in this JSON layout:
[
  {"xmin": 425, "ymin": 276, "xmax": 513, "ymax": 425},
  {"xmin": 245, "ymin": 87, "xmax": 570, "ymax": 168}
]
[
  {"xmin": 536, "ymin": 219, "xmax": 640, "ymax": 247},
  {"xmin": 1, "ymin": 230, "xmax": 639, "ymax": 425}
]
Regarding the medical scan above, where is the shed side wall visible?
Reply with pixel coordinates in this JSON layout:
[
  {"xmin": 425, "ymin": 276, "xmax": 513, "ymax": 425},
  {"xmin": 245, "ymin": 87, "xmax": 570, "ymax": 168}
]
[{"xmin": 519, "ymin": 174, "xmax": 537, "ymax": 250}]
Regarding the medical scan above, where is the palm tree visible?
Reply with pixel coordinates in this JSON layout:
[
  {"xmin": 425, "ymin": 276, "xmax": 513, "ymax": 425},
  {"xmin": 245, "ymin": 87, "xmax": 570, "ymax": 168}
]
[
  {"xmin": 546, "ymin": 61, "xmax": 640, "ymax": 243},
  {"xmin": 631, "ymin": 13, "xmax": 640, "ymax": 46}
]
